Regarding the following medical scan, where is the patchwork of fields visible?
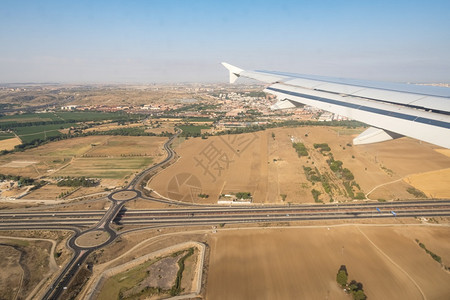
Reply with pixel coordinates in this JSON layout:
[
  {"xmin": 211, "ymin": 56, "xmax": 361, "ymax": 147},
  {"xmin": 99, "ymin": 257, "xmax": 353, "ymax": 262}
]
[{"xmin": 0, "ymin": 135, "xmax": 167, "ymax": 185}]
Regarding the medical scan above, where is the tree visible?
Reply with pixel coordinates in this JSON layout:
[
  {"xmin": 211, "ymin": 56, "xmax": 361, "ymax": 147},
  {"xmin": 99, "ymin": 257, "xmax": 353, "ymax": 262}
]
[
  {"xmin": 353, "ymin": 289, "xmax": 367, "ymax": 300},
  {"xmin": 336, "ymin": 266, "xmax": 348, "ymax": 287},
  {"xmin": 336, "ymin": 270, "xmax": 347, "ymax": 287},
  {"xmin": 342, "ymin": 168, "xmax": 354, "ymax": 180}
]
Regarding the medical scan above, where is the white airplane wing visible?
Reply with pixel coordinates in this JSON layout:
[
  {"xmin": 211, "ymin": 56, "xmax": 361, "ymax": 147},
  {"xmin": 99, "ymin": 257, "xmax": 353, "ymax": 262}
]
[{"xmin": 222, "ymin": 62, "xmax": 450, "ymax": 148}]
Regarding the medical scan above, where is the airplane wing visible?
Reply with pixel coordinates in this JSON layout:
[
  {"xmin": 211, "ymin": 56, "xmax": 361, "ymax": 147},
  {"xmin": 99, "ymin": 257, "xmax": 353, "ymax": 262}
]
[{"xmin": 222, "ymin": 63, "xmax": 450, "ymax": 149}]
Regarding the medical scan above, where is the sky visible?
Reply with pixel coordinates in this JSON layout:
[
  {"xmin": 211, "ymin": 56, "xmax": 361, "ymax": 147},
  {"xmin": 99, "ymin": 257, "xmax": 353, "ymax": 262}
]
[{"xmin": 0, "ymin": 0, "xmax": 449, "ymax": 84}]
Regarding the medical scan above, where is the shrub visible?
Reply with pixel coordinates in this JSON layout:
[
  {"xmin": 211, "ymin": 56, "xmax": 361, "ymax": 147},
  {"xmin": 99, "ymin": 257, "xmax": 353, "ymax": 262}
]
[
  {"xmin": 311, "ymin": 189, "xmax": 322, "ymax": 203},
  {"xmin": 236, "ymin": 192, "xmax": 251, "ymax": 199},
  {"xmin": 293, "ymin": 142, "xmax": 308, "ymax": 157},
  {"xmin": 354, "ymin": 192, "xmax": 365, "ymax": 200},
  {"xmin": 314, "ymin": 143, "xmax": 331, "ymax": 152},
  {"xmin": 353, "ymin": 290, "xmax": 367, "ymax": 300},
  {"xmin": 406, "ymin": 187, "xmax": 427, "ymax": 198}
]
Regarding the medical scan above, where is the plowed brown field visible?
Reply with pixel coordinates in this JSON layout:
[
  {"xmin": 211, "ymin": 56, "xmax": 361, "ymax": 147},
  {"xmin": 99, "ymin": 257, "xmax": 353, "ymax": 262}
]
[
  {"xmin": 206, "ymin": 225, "xmax": 450, "ymax": 299},
  {"xmin": 148, "ymin": 127, "xmax": 450, "ymax": 204}
]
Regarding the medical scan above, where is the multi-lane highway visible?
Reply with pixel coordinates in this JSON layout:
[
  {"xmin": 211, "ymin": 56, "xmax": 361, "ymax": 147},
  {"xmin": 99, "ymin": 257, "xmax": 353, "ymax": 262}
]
[
  {"xmin": 1, "ymin": 129, "xmax": 450, "ymax": 300},
  {"xmin": 1, "ymin": 200, "xmax": 450, "ymax": 229}
]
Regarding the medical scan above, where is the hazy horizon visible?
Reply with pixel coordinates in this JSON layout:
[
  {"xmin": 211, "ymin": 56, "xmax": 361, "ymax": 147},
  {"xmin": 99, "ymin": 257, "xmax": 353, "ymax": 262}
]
[{"xmin": 1, "ymin": 0, "xmax": 449, "ymax": 84}]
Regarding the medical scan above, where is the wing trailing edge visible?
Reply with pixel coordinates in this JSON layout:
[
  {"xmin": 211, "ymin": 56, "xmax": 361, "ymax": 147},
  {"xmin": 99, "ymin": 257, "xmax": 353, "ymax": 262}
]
[{"xmin": 221, "ymin": 62, "xmax": 450, "ymax": 148}]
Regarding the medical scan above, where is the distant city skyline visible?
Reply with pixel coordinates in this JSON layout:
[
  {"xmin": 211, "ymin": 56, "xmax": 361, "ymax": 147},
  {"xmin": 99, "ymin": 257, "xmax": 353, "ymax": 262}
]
[{"xmin": 1, "ymin": 0, "xmax": 449, "ymax": 84}]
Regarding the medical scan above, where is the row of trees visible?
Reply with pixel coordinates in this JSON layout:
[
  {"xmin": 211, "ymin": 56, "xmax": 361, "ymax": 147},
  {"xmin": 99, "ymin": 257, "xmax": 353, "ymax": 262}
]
[
  {"xmin": 56, "ymin": 177, "xmax": 99, "ymax": 187},
  {"xmin": 178, "ymin": 120, "xmax": 365, "ymax": 138},
  {"xmin": 236, "ymin": 192, "xmax": 252, "ymax": 199},
  {"xmin": 0, "ymin": 114, "xmax": 142, "ymax": 130}
]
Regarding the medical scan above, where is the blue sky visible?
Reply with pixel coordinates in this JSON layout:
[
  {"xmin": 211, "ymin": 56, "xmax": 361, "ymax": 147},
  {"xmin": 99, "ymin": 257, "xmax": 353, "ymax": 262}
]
[{"xmin": 1, "ymin": 0, "xmax": 449, "ymax": 83}]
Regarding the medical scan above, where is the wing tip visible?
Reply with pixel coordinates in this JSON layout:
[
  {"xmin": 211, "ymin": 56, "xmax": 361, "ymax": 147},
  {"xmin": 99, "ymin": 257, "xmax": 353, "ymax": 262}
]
[{"xmin": 221, "ymin": 62, "xmax": 243, "ymax": 83}]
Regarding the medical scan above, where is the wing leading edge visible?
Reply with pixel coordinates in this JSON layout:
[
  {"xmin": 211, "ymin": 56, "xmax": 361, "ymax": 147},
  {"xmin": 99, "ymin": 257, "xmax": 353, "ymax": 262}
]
[{"xmin": 222, "ymin": 62, "xmax": 450, "ymax": 149}]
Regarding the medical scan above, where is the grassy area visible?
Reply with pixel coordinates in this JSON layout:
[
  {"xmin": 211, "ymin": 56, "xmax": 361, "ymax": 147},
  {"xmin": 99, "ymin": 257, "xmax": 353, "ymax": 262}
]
[
  {"xmin": 0, "ymin": 111, "xmax": 139, "ymax": 125},
  {"xmin": 0, "ymin": 133, "xmax": 15, "ymax": 140},
  {"xmin": 43, "ymin": 143, "xmax": 94, "ymax": 157},
  {"xmin": 170, "ymin": 248, "xmax": 195, "ymax": 296},
  {"xmin": 55, "ymin": 111, "xmax": 137, "ymax": 122},
  {"xmin": 13, "ymin": 123, "xmax": 76, "ymax": 143},
  {"xmin": 97, "ymin": 258, "xmax": 160, "ymax": 300},
  {"xmin": 0, "ymin": 111, "xmax": 148, "ymax": 148},
  {"xmin": 178, "ymin": 125, "xmax": 211, "ymax": 136},
  {"xmin": 0, "ymin": 112, "xmax": 60, "ymax": 124},
  {"xmin": 97, "ymin": 247, "xmax": 197, "ymax": 299}
]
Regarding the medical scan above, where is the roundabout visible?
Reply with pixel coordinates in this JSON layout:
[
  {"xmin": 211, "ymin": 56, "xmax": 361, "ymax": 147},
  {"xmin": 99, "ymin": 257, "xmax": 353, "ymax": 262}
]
[
  {"xmin": 75, "ymin": 230, "xmax": 111, "ymax": 248},
  {"xmin": 109, "ymin": 190, "xmax": 139, "ymax": 201}
]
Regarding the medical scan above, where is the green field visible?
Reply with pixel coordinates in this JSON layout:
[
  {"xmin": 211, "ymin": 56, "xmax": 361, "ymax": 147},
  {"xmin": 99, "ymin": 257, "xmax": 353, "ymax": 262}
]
[
  {"xmin": 13, "ymin": 123, "xmax": 76, "ymax": 143},
  {"xmin": 178, "ymin": 125, "xmax": 211, "ymax": 135},
  {"xmin": 54, "ymin": 157, "xmax": 154, "ymax": 179},
  {"xmin": 0, "ymin": 111, "xmax": 142, "ymax": 126},
  {"xmin": 54, "ymin": 111, "xmax": 137, "ymax": 122},
  {"xmin": 0, "ymin": 133, "xmax": 15, "ymax": 140},
  {"xmin": 0, "ymin": 112, "xmax": 60, "ymax": 123},
  {"xmin": 0, "ymin": 111, "xmax": 147, "ymax": 145}
]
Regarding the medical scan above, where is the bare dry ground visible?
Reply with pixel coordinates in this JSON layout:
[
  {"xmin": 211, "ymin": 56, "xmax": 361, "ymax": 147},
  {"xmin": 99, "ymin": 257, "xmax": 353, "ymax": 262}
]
[
  {"xmin": 20, "ymin": 185, "xmax": 73, "ymax": 201},
  {"xmin": 0, "ymin": 238, "xmax": 53, "ymax": 300},
  {"xmin": 206, "ymin": 225, "xmax": 450, "ymax": 300},
  {"xmin": 0, "ymin": 244, "xmax": 23, "ymax": 300},
  {"xmin": 148, "ymin": 127, "xmax": 450, "ymax": 204},
  {"xmin": 76, "ymin": 230, "xmax": 110, "ymax": 248},
  {"xmin": 0, "ymin": 230, "xmax": 72, "ymax": 268},
  {"xmin": 404, "ymin": 168, "xmax": 450, "ymax": 198},
  {"xmin": 0, "ymin": 137, "xmax": 21, "ymax": 151}
]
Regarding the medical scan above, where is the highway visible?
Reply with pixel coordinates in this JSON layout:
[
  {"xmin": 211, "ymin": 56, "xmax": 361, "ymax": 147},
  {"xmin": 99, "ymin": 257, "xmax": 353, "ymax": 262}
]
[
  {"xmin": 1, "ymin": 200, "xmax": 450, "ymax": 228},
  {"xmin": 1, "ymin": 129, "xmax": 450, "ymax": 299}
]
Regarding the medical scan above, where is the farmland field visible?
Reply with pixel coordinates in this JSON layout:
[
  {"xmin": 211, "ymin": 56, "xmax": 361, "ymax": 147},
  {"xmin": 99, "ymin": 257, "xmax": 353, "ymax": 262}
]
[
  {"xmin": 13, "ymin": 123, "xmax": 76, "ymax": 143},
  {"xmin": 0, "ymin": 111, "xmax": 139, "ymax": 125},
  {"xmin": 0, "ymin": 111, "xmax": 145, "ymax": 143},
  {"xmin": 206, "ymin": 225, "xmax": 450, "ymax": 299},
  {"xmin": 0, "ymin": 132, "xmax": 15, "ymax": 140},
  {"xmin": 54, "ymin": 157, "xmax": 154, "ymax": 179},
  {"xmin": 148, "ymin": 126, "xmax": 450, "ymax": 204},
  {"xmin": 0, "ymin": 136, "xmax": 167, "ymax": 181},
  {"xmin": 0, "ymin": 137, "xmax": 21, "ymax": 151},
  {"xmin": 0, "ymin": 112, "xmax": 60, "ymax": 124},
  {"xmin": 178, "ymin": 124, "xmax": 211, "ymax": 135}
]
